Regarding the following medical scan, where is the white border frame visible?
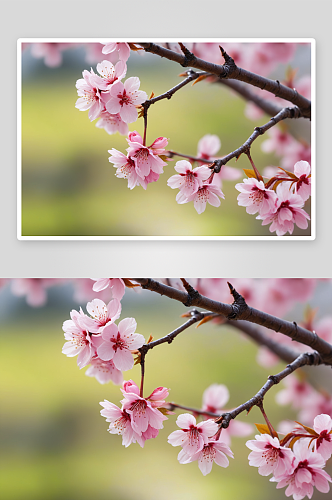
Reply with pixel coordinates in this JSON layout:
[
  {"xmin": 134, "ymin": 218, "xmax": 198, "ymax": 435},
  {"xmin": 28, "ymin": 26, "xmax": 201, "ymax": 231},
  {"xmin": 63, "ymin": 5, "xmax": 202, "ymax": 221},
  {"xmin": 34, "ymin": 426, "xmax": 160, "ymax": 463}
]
[{"xmin": 17, "ymin": 38, "xmax": 316, "ymax": 241}]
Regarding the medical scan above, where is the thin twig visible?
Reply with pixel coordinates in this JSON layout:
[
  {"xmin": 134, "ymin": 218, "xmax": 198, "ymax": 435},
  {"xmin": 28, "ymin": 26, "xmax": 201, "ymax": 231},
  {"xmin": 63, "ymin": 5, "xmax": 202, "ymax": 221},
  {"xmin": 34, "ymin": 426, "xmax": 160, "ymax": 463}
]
[
  {"xmin": 212, "ymin": 106, "xmax": 301, "ymax": 173},
  {"xmin": 216, "ymin": 351, "xmax": 322, "ymax": 428},
  {"xmin": 166, "ymin": 402, "xmax": 220, "ymax": 418}
]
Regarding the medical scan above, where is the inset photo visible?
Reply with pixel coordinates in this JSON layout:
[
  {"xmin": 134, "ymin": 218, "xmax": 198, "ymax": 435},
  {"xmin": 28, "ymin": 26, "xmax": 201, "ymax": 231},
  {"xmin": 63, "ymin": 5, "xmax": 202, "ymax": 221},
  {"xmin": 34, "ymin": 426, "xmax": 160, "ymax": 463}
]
[
  {"xmin": 18, "ymin": 39, "xmax": 314, "ymax": 239},
  {"xmin": 1, "ymin": 278, "xmax": 332, "ymax": 500}
]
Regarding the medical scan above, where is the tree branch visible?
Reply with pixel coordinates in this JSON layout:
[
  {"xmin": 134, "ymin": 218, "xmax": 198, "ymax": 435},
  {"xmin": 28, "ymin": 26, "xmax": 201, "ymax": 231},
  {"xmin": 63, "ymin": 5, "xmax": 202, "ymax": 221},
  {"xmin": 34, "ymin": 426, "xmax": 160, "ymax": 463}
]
[
  {"xmin": 216, "ymin": 351, "xmax": 322, "ymax": 428},
  {"xmin": 134, "ymin": 279, "xmax": 332, "ymax": 365},
  {"xmin": 137, "ymin": 43, "xmax": 311, "ymax": 119},
  {"xmin": 212, "ymin": 106, "xmax": 302, "ymax": 173}
]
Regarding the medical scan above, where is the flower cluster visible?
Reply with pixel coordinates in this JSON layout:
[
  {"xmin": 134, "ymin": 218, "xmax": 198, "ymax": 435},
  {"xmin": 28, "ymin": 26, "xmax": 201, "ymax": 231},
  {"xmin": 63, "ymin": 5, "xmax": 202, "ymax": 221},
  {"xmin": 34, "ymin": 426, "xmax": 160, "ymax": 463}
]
[
  {"xmin": 247, "ymin": 414, "xmax": 332, "ymax": 500},
  {"xmin": 100, "ymin": 380, "xmax": 170, "ymax": 447},
  {"xmin": 75, "ymin": 48, "xmax": 147, "ymax": 135},
  {"xmin": 62, "ymin": 295, "xmax": 145, "ymax": 384},
  {"xmin": 235, "ymin": 161, "xmax": 311, "ymax": 236},
  {"xmin": 109, "ymin": 131, "xmax": 169, "ymax": 189}
]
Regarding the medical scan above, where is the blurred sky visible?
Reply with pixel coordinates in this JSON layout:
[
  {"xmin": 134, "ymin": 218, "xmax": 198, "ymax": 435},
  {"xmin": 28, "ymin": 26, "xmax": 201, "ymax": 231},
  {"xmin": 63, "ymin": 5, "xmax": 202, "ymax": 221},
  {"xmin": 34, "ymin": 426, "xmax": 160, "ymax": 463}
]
[{"xmin": 20, "ymin": 42, "xmax": 311, "ymax": 237}]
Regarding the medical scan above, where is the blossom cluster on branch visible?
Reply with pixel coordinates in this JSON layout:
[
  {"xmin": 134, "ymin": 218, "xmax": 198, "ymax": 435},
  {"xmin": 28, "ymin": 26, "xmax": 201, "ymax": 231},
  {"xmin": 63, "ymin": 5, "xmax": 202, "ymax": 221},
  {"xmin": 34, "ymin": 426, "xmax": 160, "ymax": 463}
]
[
  {"xmin": 22, "ymin": 40, "xmax": 312, "ymax": 235},
  {"xmin": 8, "ymin": 277, "xmax": 318, "ymax": 498}
]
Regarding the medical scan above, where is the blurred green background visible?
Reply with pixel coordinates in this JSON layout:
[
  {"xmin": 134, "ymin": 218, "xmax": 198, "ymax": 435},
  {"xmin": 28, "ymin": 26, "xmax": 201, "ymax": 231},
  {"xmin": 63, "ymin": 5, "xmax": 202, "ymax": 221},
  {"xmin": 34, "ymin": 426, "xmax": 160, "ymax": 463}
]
[
  {"xmin": 21, "ymin": 43, "xmax": 311, "ymax": 237},
  {"xmin": 1, "ymin": 279, "xmax": 330, "ymax": 500}
]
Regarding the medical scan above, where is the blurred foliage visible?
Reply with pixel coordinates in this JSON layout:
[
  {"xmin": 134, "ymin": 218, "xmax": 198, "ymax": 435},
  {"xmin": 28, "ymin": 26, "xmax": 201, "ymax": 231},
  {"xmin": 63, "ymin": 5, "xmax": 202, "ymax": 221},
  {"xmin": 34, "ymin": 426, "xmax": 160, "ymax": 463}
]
[
  {"xmin": 1, "ymin": 281, "xmax": 326, "ymax": 500},
  {"xmin": 21, "ymin": 45, "xmax": 311, "ymax": 237}
]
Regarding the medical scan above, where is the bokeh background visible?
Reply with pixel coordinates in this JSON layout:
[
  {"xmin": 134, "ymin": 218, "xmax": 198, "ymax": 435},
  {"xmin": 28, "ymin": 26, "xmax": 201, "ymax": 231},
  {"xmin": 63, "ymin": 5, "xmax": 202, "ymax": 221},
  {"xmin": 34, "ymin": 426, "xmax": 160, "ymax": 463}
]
[
  {"xmin": 1, "ymin": 278, "xmax": 331, "ymax": 500},
  {"xmin": 20, "ymin": 42, "xmax": 311, "ymax": 237}
]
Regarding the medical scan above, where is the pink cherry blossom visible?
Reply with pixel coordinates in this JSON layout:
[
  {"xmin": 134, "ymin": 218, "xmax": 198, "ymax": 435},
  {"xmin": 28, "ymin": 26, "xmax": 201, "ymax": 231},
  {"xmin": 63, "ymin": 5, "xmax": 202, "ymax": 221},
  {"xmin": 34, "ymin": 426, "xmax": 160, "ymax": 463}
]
[
  {"xmin": 75, "ymin": 69, "xmax": 103, "ymax": 121},
  {"xmin": 100, "ymin": 400, "xmax": 141, "ymax": 447},
  {"xmin": 94, "ymin": 60, "xmax": 127, "ymax": 90},
  {"xmin": 62, "ymin": 308, "xmax": 96, "ymax": 368},
  {"xmin": 272, "ymin": 439, "xmax": 332, "ymax": 499},
  {"xmin": 168, "ymin": 413, "xmax": 219, "ymax": 456},
  {"xmin": 179, "ymin": 439, "xmax": 233, "ymax": 476},
  {"xmin": 294, "ymin": 161, "xmax": 311, "ymax": 201},
  {"xmin": 108, "ymin": 149, "xmax": 147, "ymax": 189},
  {"xmin": 201, "ymin": 383, "xmax": 253, "ymax": 446},
  {"xmin": 106, "ymin": 78, "xmax": 147, "ymax": 123},
  {"xmin": 101, "ymin": 42, "xmax": 131, "ymax": 62},
  {"xmin": 313, "ymin": 414, "xmax": 332, "ymax": 460},
  {"xmin": 86, "ymin": 356, "xmax": 123, "ymax": 385},
  {"xmin": 10, "ymin": 278, "xmax": 58, "ymax": 307},
  {"xmin": 235, "ymin": 178, "xmax": 277, "ymax": 215},
  {"xmin": 202, "ymin": 384, "xmax": 230, "ymax": 414},
  {"xmin": 275, "ymin": 374, "xmax": 316, "ymax": 410},
  {"xmin": 126, "ymin": 132, "xmax": 168, "ymax": 178},
  {"xmin": 197, "ymin": 134, "xmax": 221, "ymax": 160},
  {"xmin": 96, "ymin": 111, "xmax": 128, "ymax": 135},
  {"xmin": 246, "ymin": 433, "xmax": 294, "ymax": 477},
  {"xmin": 97, "ymin": 318, "xmax": 145, "ymax": 371},
  {"xmin": 30, "ymin": 42, "xmax": 71, "ymax": 67},
  {"xmin": 258, "ymin": 183, "xmax": 310, "ymax": 236},
  {"xmin": 299, "ymin": 392, "xmax": 332, "ymax": 425},
  {"xmin": 121, "ymin": 380, "xmax": 169, "ymax": 434},
  {"xmin": 167, "ymin": 160, "xmax": 211, "ymax": 197},
  {"xmin": 185, "ymin": 183, "xmax": 225, "ymax": 214},
  {"xmin": 91, "ymin": 278, "xmax": 126, "ymax": 300},
  {"xmin": 85, "ymin": 298, "xmax": 121, "ymax": 333}
]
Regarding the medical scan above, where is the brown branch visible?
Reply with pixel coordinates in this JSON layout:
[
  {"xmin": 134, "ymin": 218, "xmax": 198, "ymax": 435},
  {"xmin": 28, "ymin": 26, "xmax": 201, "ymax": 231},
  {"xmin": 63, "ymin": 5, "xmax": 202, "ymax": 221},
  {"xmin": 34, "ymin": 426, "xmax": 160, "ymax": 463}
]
[
  {"xmin": 143, "ymin": 70, "xmax": 209, "ymax": 110},
  {"xmin": 134, "ymin": 279, "xmax": 332, "ymax": 365},
  {"xmin": 212, "ymin": 106, "xmax": 302, "ymax": 173},
  {"xmin": 166, "ymin": 106, "xmax": 302, "ymax": 174},
  {"xmin": 166, "ymin": 402, "xmax": 219, "ymax": 418},
  {"xmin": 218, "ymin": 79, "xmax": 283, "ymax": 117},
  {"xmin": 216, "ymin": 351, "xmax": 322, "ymax": 428},
  {"xmin": 137, "ymin": 43, "xmax": 311, "ymax": 119},
  {"xmin": 227, "ymin": 319, "xmax": 300, "ymax": 364},
  {"xmin": 139, "ymin": 309, "xmax": 205, "ymax": 356}
]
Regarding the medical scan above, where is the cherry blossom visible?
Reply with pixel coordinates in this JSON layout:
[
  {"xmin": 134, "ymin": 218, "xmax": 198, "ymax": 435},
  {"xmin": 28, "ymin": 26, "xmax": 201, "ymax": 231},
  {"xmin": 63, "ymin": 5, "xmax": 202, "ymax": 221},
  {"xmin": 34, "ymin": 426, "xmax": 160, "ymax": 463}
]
[
  {"xmin": 121, "ymin": 380, "xmax": 169, "ymax": 435},
  {"xmin": 108, "ymin": 149, "xmax": 146, "ymax": 189},
  {"xmin": 85, "ymin": 298, "xmax": 121, "ymax": 333},
  {"xmin": 75, "ymin": 68, "xmax": 104, "ymax": 121},
  {"xmin": 100, "ymin": 400, "xmax": 141, "ymax": 447},
  {"xmin": 10, "ymin": 278, "xmax": 58, "ymax": 307},
  {"xmin": 179, "ymin": 439, "xmax": 234, "ymax": 475},
  {"xmin": 246, "ymin": 433, "xmax": 294, "ymax": 477},
  {"xmin": 94, "ymin": 60, "xmax": 127, "ymax": 90},
  {"xmin": 62, "ymin": 308, "xmax": 96, "ymax": 368},
  {"xmin": 101, "ymin": 42, "xmax": 131, "ymax": 62},
  {"xmin": 86, "ymin": 356, "xmax": 123, "ymax": 385},
  {"xmin": 96, "ymin": 111, "xmax": 128, "ymax": 136},
  {"xmin": 167, "ymin": 160, "xmax": 211, "ymax": 197},
  {"xmin": 275, "ymin": 374, "xmax": 316, "ymax": 410},
  {"xmin": 184, "ymin": 183, "xmax": 225, "ymax": 214},
  {"xmin": 97, "ymin": 318, "xmax": 145, "ymax": 371},
  {"xmin": 106, "ymin": 78, "xmax": 147, "ymax": 123},
  {"xmin": 313, "ymin": 414, "xmax": 332, "ymax": 460},
  {"xmin": 30, "ymin": 42, "xmax": 72, "ymax": 67},
  {"xmin": 235, "ymin": 178, "xmax": 277, "ymax": 215},
  {"xmin": 91, "ymin": 278, "xmax": 125, "ymax": 300},
  {"xmin": 258, "ymin": 183, "xmax": 310, "ymax": 236},
  {"xmin": 201, "ymin": 384, "xmax": 253, "ymax": 446},
  {"xmin": 293, "ymin": 161, "xmax": 311, "ymax": 201},
  {"xmin": 168, "ymin": 413, "xmax": 219, "ymax": 456},
  {"xmin": 272, "ymin": 439, "xmax": 332, "ymax": 499},
  {"xmin": 196, "ymin": 134, "xmax": 240, "ymax": 188},
  {"xmin": 126, "ymin": 132, "xmax": 169, "ymax": 178}
]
